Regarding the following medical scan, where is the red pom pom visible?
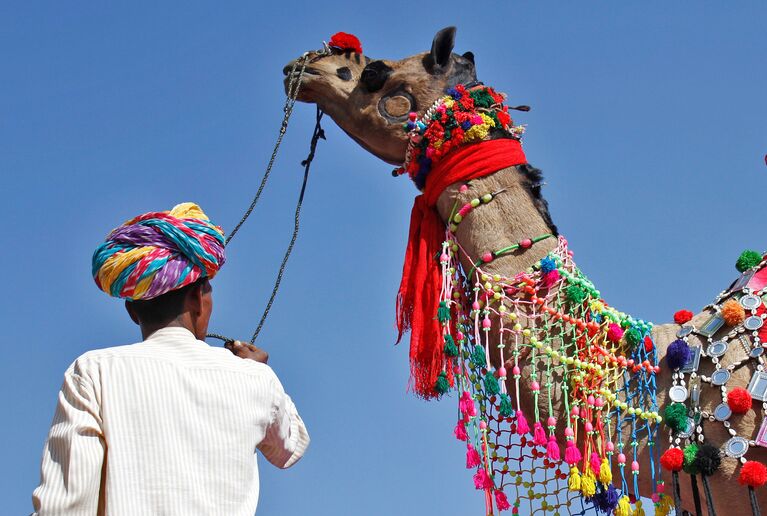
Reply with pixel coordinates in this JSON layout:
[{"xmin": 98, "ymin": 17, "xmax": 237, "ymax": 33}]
[
  {"xmin": 644, "ymin": 335, "xmax": 654, "ymax": 353},
  {"xmin": 328, "ymin": 32, "xmax": 362, "ymax": 54},
  {"xmin": 727, "ymin": 387, "xmax": 752, "ymax": 414},
  {"xmin": 739, "ymin": 460, "xmax": 767, "ymax": 487},
  {"xmin": 660, "ymin": 447, "xmax": 684, "ymax": 472},
  {"xmin": 674, "ymin": 310, "xmax": 693, "ymax": 324}
]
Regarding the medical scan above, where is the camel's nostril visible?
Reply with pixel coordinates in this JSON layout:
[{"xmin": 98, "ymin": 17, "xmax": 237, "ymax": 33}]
[{"xmin": 282, "ymin": 64, "xmax": 292, "ymax": 76}]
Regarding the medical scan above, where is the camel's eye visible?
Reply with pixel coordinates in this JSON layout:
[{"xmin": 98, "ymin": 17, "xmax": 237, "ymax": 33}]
[{"xmin": 360, "ymin": 61, "xmax": 392, "ymax": 92}]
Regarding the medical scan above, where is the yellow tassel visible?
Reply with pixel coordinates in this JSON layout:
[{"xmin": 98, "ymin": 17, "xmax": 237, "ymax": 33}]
[
  {"xmin": 632, "ymin": 500, "xmax": 645, "ymax": 516},
  {"xmin": 599, "ymin": 457, "xmax": 612, "ymax": 485},
  {"xmin": 568, "ymin": 466, "xmax": 581, "ymax": 492},
  {"xmin": 655, "ymin": 493, "xmax": 674, "ymax": 516},
  {"xmin": 614, "ymin": 495, "xmax": 631, "ymax": 516},
  {"xmin": 581, "ymin": 467, "xmax": 596, "ymax": 497}
]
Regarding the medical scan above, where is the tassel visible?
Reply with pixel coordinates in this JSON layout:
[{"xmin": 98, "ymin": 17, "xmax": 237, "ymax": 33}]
[
  {"xmin": 443, "ymin": 333, "xmax": 459, "ymax": 357},
  {"xmin": 546, "ymin": 435, "xmax": 561, "ymax": 461},
  {"xmin": 473, "ymin": 468, "xmax": 494, "ymax": 490},
  {"xmin": 632, "ymin": 500, "xmax": 645, "ymax": 516},
  {"xmin": 516, "ymin": 410, "xmax": 530, "ymax": 435},
  {"xmin": 655, "ymin": 494, "xmax": 674, "ymax": 516},
  {"xmin": 581, "ymin": 467, "xmax": 597, "ymax": 497},
  {"xmin": 484, "ymin": 371, "xmax": 500, "ymax": 395},
  {"xmin": 568, "ymin": 466, "xmax": 582, "ymax": 492},
  {"xmin": 590, "ymin": 452, "xmax": 602, "ymax": 476},
  {"xmin": 437, "ymin": 300, "xmax": 451, "ymax": 323},
  {"xmin": 466, "ymin": 443, "xmax": 481, "ymax": 468},
  {"xmin": 565, "ymin": 440, "xmax": 582, "ymax": 465},
  {"xmin": 470, "ymin": 344, "xmax": 486, "ymax": 367},
  {"xmin": 599, "ymin": 457, "xmax": 613, "ymax": 485},
  {"xmin": 499, "ymin": 393, "xmax": 513, "ymax": 417},
  {"xmin": 533, "ymin": 422, "xmax": 547, "ymax": 446},
  {"xmin": 459, "ymin": 391, "xmax": 476, "ymax": 417},
  {"xmin": 454, "ymin": 420, "xmax": 468, "ymax": 441},
  {"xmin": 495, "ymin": 490, "xmax": 511, "ymax": 511},
  {"xmin": 434, "ymin": 371, "xmax": 450, "ymax": 394},
  {"xmin": 614, "ymin": 495, "xmax": 631, "ymax": 516}
]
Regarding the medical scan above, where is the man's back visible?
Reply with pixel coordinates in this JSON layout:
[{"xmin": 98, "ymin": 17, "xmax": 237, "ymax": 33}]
[{"xmin": 33, "ymin": 327, "xmax": 309, "ymax": 515}]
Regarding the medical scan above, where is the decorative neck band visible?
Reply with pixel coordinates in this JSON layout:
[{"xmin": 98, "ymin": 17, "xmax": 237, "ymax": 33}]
[{"xmin": 394, "ymin": 84, "xmax": 526, "ymax": 190}]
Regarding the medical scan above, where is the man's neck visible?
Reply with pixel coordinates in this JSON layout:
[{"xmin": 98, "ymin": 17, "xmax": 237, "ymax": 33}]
[{"xmin": 139, "ymin": 318, "xmax": 196, "ymax": 341}]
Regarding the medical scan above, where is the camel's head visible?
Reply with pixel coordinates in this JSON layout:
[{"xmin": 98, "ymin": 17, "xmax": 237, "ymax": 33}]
[{"xmin": 283, "ymin": 27, "xmax": 477, "ymax": 165}]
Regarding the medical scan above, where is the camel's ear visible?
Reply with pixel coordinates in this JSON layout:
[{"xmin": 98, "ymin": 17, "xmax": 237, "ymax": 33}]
[
  {"xmin": 462, "ymin": 51, "xmax": 475, "ymax": 64},
  {"xmin": 429, "ymin": 27, "xmax": 456, "ymax": 69}
]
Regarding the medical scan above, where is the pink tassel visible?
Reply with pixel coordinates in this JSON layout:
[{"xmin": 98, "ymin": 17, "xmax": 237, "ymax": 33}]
[
  {"xmin": 516, "ymin": 410, "xmax": 530, "ymax": 435},
  {"xmin": 495, "ymin": 490, "xmax": 511, "ymax": 511},
  {"xmin": 473, "ymin": 468, "xmax": 494, "ymax": 490},
  {"xmin": 466, "ymin": 443, "xmax": 481, "ymax": 468},
  {"xmin": 546, "ymin": 435, "xmax": 561, "ymax": 461},
  {"xmin": 533, "ymin": 422, "xmax": 548, "ymax": 446},
  {"xmin": 564, "ymin": 440, "xmax": 582, "ymax": 465},
  {"xmin": 459, "ymin": 391, "xmax": 476, "ymax": 417},
  {"xmin": 454, "ymin": 421, "xmax": 468, "ymax": 441},
  {"xmin": 542, "ymin": 269, "xmax": 560, "ymax": 287},
  {"xmin": 590, "ymin": 452, "xmax": 601, "ymax": 476}
]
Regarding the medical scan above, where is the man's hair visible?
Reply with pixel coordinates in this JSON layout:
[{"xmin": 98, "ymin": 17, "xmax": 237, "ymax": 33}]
[{"xmin": 127, "ymin": 277, "xmax": 210, "ymax": 325}]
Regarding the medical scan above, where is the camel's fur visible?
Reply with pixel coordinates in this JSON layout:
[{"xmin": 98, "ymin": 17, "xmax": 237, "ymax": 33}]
[{"xmin": 285, "ymin": 27, "xmax": 766, "ymax": 514}]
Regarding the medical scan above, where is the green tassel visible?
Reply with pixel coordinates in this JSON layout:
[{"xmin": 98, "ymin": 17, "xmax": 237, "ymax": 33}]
[
  {"xmin": 443, "ymin": 334, "xmax": 459, "ymax": 357},
  {"xmin": 470, "ymin": 345, "xmax": 486, "ymax": 367},
  {"xmin": 434, "ymin": 371, "xmax": 450, "ymax": 394},
  {"xmin": 683, "ymin": 443, "xmax": 699, "ymax": 474},
  {"xmin": 625, "ymin": 327, "xmax": 642, "ymax": 347},
  {"xmin": 565, "ymin": 285, "xmax": 586, "ymax": 304},
  {"xmin": 437, "ymin": 301, "xmax": 451, "ymax": 323},
  {"xmin": 736, "ymin": 249, "xmax": 762, "ymax": 272},
  {"xmin": 499, "ymin": 393, "xmax": 513, "ymax": 417},
  {"xmin": 484, "ymin": 371, "xmax": 500, "ymax": 395},
  {"xmin": 663, "ymin": 403, "xmax": 688, "ymax": 433}
]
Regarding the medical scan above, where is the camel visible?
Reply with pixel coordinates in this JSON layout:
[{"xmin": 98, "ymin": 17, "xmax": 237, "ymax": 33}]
[{"xmin": 283, "ymin": 28, "xmax": 766, "ymax": 515}]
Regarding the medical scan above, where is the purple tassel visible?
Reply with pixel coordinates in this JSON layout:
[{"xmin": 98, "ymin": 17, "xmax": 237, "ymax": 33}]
[
  {"xmin": 533, "ymin": 422, "xmax": 548, "ymax": 446},
  {"xmin": 666, "ymin": 339, "xmax": 691, "ymax": 370},
  {"xmin": 546, "ymin": 435, "xmax": 561, "ymax": 461}
]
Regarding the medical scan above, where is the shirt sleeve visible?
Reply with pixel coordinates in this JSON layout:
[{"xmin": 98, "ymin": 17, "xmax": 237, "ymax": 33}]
[
  {"xmin": 256, "ymin": 372, "xmax": 310, "ymax": 469},
  {"xmin": 32, "ymin": 362, "xmax": 105, "ymax": 515}
]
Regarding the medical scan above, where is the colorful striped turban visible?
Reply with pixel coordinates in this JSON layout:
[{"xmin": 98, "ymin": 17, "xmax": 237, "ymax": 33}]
[{"xmin": 92, "ymin": 202, "xmax": 226, "ymax": 300}]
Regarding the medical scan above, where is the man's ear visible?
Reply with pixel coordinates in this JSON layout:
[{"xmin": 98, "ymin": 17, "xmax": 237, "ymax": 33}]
[
  {"xmin": 187, "ymin": 281, "xmax": 204, "ymax": 315},
  {"xmin": 125, "ymin": 301, "xmax": 140, "ymax": 325}
]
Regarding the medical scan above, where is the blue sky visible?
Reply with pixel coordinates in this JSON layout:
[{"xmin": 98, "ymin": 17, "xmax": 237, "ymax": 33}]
[{"xmin": 2, "ymin": 2, "xmax": 766, "ymax": 514}]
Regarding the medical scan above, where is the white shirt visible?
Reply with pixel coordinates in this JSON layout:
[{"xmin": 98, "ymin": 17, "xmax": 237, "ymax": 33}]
[{"xmin": 32, "ymin": 327, "xmax": 310, "ymax": 515}]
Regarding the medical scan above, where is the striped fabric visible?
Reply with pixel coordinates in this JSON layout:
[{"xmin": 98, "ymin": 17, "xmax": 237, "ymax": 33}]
[{"xmin": 32, "ymin": 327, "xmax": 310, "ymax": 515}]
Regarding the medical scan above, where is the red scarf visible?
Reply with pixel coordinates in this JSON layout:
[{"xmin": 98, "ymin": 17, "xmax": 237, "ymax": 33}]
[{"xmin": 396, "ymin": 138, "xmax": 528, "ymax": 398}]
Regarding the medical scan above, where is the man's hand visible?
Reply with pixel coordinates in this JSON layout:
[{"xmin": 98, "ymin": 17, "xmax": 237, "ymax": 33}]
[{"xmin": 225, "ymin": 340, "xmax": 269, "ymax": 364}]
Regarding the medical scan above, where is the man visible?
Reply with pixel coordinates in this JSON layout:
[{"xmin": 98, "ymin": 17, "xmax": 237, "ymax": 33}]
[{"xmin": 32, "ymin": 202, "xmax": 309, "ymax": 515}]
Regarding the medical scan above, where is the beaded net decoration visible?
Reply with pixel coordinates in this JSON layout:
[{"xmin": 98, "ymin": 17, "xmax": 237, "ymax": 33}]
[
  {"xmin": 393, "ymin": 84, "xmax": 675, "ymax": 514},
  {"xmin": 438, "ymin": 234, "xmax": 672, "ymax": 515}
]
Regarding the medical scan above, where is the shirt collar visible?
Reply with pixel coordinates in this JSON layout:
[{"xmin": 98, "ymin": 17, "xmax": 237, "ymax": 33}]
[{"xmin": 144, "ymin": 326, "xmax": 199, "ymax": 343}]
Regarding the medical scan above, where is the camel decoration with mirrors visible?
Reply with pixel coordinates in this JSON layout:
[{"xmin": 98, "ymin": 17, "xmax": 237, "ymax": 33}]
[{"xmin": 283, "ymin": 27, "xmax": 767, "ymax": 515}]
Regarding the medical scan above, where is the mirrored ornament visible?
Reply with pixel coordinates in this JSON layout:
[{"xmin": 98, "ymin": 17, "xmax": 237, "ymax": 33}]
[
  {"xmin": 678, "ymin": 417, "xmax": 695, "ymax": 439},
  {"xmin": 747, "ymin": 371, "xmax": 767, "ymax": 402},
  {"xmin": 729, "ymin": 270, "xmax": 755, "ymax": 293},
  {"xmin": 706, "ymin": 340, "xmax": 728, "ymax": 358},
  {"xmin": 669, "ymin": 385, "xmax": 688, "ymax": 403},
  {"xmin": 724, "ymin": 436, "xmax": 749, "ymax": 458},
  {"xmin": 711, "ymin": 369, "xmax": 731, "ymax": 386},
  {"xmin": 750, "ymin": 346, "xmax": 765, "ymax": 358},
  {"xmin": 698, "ymin": 314, "xmax": 725, "ymax": 337},
  {"xmin": 714, "ymin": 403, "xmax": 732, "ymax": 421},
  {"xmin": 740, "ymin": 294, "xmax": 762, "ymax": 310},
  {"xmin": 756, "ymin": 416, "xmax": 767, "ymax": 448},
  {"xmin": 689, "ymin": 377, "xmax": 701, "ymax": 407},
  {"xmin": 680, "ymin": 346, "xmax": 702, "ymax": 374},
  {"xmin": 677, "ymin": 325, "xmax": 694, "ymax": 338},
  {"xmin": 744, "ymin": 316, "xmax": 763, "ymax": 331}
]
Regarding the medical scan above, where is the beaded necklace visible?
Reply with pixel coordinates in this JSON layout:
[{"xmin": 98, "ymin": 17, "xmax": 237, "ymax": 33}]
[{"xmin": 660, "ymin": 251, "xmax": 767, "ymax": 515}]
